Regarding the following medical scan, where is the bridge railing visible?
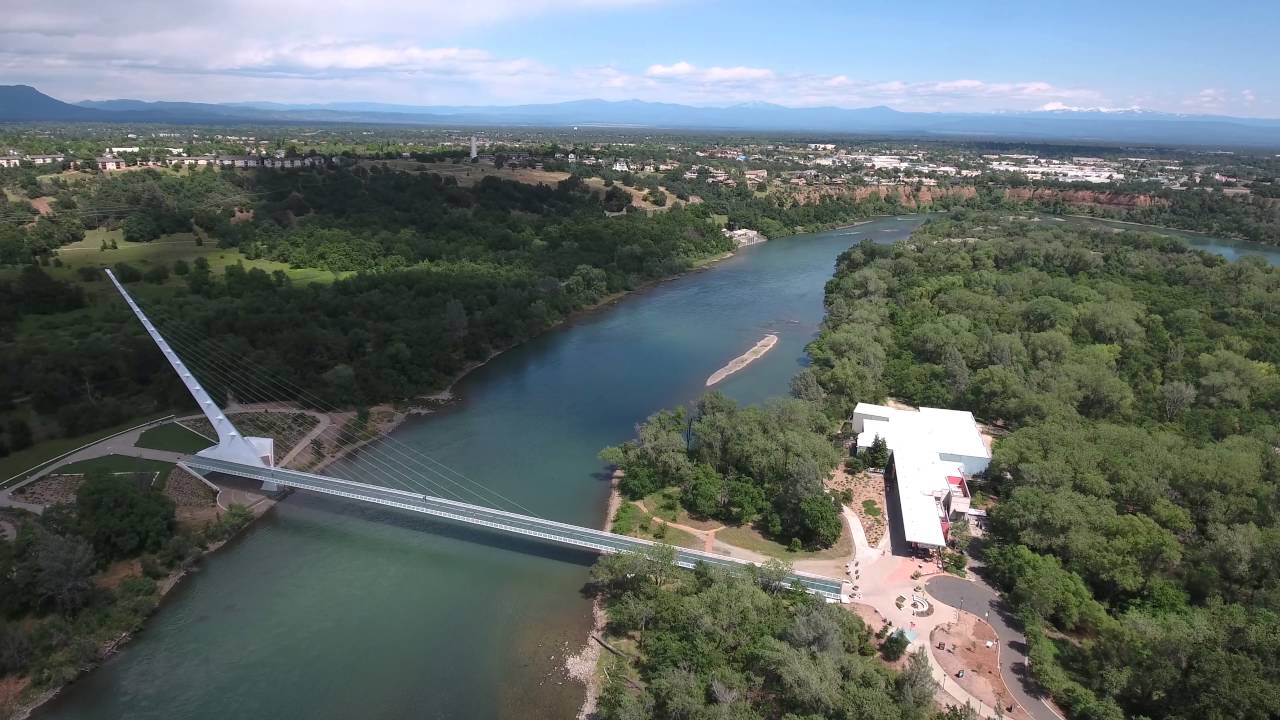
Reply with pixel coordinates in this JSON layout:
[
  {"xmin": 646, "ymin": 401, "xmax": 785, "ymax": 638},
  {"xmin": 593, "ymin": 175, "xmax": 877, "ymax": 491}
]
[{"xmin": 186, "ymin": 456, "xmax": 846, "ymax": 599}]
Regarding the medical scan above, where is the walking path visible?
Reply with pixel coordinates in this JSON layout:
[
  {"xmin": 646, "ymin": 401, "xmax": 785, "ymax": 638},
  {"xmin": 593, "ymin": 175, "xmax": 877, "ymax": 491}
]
[
  {"xmin": 0, "ymin": 419, "xmax": 186, "ymax": 514},
  {"xmin": 0, "ymin": 405, "xmax": 324, "ymax": 516},
  {"xmin": 636, "ymin": 490, "xmax": 1025, "ymax": 719},
  {"xmin": 926, "ymin": 575, "xmax": 1063, "ymax": 720}
]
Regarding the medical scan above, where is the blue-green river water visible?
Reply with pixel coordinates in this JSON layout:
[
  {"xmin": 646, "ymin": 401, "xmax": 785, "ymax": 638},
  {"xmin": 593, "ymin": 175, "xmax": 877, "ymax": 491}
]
[{"xmin": 36, "ymin": 215, "xmax": 1278, "ymax": 719}]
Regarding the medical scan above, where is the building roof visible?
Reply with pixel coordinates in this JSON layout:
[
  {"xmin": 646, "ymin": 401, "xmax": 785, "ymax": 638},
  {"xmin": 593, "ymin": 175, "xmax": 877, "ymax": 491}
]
[
  {"xmin": 853, "ymin": 402, "xmax": 988, "ymax": 548},
  {"xmin": 893, "ymin": 450, "xmax": 965, "ymax": 547},
  {"xmin": 853, "ymin": 403, "xmax": 988, "ymax": 461}
]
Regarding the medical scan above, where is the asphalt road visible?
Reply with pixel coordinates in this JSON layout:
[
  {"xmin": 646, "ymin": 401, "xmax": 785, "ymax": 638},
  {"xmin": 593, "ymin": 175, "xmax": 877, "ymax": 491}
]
[{"xmin": 926, "ymin": 574, "xmax": 1060, "ymax": 720}]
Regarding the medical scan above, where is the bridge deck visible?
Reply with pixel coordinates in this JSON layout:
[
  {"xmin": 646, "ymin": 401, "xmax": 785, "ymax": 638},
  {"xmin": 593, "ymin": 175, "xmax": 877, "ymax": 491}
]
[{"xmin": 185, "ymin": 456, "xmax": 846, "ymax": 599}]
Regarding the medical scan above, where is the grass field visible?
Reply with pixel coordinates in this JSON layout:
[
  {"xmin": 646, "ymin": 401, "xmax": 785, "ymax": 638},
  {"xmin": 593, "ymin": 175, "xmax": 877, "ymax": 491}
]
[
  {"xmin": 135, "ymin": 422, "xmax": 213, "ymax": 454},
  {"xmin": 611, "ymin": 500, "xmax": 703, "ymax": 550},
  {"xmin": 57, "ymin": 454, "xmax": 175, "ymax": 476},
  {"xmin": 0, "ymin": 413, "xmax": 173, "ymax": 486},
  {"xmin": 40, "ymin": 230, "xmax": 346, "ymax": 291},
  {"xmin": 716, "ymin": 520, "xmax": 853, "ymax": 561},
  {"xmin": 364, "ymin": 159, "xmax": 572, "ymax": 189}
]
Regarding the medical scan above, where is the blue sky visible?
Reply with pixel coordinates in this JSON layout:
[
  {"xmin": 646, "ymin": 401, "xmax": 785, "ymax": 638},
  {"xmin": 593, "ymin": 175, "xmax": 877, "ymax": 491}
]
[{"xmin": 3, "ymin": 0, "xmax": 1276, "ymax": 116}]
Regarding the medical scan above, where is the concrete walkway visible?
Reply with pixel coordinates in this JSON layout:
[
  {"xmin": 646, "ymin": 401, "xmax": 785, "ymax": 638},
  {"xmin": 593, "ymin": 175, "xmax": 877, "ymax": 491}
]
[
  {"xmin": 0, "ymin": 406, "xmax": 322, "ymax": 515},
  {"xmin": 927, "ymin": 575, "xmax": 1063, "ymax": 720},
  {"xmin": 0, "ymin": 419, "xmax": 186, "ymax": 514}
]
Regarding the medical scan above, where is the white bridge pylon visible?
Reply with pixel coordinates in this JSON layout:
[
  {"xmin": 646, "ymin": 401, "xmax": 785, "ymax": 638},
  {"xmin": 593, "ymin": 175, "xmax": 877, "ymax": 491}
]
[{"xmin": 105, "ymin": 269, "xmax": 277, "ymax": 489}]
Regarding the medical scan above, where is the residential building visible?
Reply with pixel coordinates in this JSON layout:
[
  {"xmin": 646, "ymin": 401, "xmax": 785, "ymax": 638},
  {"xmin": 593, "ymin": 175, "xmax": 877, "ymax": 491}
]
[
  {"xmin": 169, "ymin": 155, "xmax": 215, "ymax": 167},
  {"xmin": 25, "ymin": 154, "xmax": 65, "ymax": 165},
  {"xmin": 849, "ymin": 403, "xmax": 990, "ymax": 551},
  {"xmin": 97, "ymin": 157, "xmax": 127, "ymax": 171},
  {"xmin": 218, "ymin": 156, "xmax": 261, "ymax": 168},
  {"xmin": 0, "ymin": 157, "xmax": 20, "ymax": 168}
]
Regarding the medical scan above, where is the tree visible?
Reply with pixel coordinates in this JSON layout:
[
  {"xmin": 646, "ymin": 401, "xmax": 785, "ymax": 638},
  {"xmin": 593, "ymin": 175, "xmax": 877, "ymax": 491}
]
[
  {"xmin": 682, "ymin": 463, "xmax": 724, "ymax": 518},
  {"xmin": 6, "ymin": 418, "xmax": 32, "ymax": 451},
  {"xmin": 1160, "ymin": 380, "xmax": 1197, "ymax": 419},
  {"xmin": 789, "ymin": 368, "xmax": 825, "ymax": 403},
  {"xmin": 30, "ymin": 532, "xmax": 96, "ymax": 615},
  {"xmin": 75, "ymin": 471, "xmax": 175, "ymax": 561},
  {"xmin": 865, "ymin": 435, "xmax": 890, "ymax": 469},
  {"xmin": 881, "ymin": 629, "xmax": 909, "ymax": 660},
  {"xmin": 794, "ymin": 494, "xmax": 842, "ymax": 548},
  {"xmin": 112, "ymin": 261, "xmax": 143, "ymax": 283},
  {"xmin": 949, "ymin": 517, "xmax": 972, "ymax": 553},
  {"xmin": 143, "ymin": 264, "xmax": 170, "ymax": 284},
  {"xmin": 897, "ymin": 648, "xmax": 937, "ymax": 719}
]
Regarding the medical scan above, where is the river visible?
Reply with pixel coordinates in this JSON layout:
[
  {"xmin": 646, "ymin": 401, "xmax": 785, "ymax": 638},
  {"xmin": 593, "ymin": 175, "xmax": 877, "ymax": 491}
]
[{"xmin": 35, "ymin": 214, "xmax": 1279, "ymax": 719}]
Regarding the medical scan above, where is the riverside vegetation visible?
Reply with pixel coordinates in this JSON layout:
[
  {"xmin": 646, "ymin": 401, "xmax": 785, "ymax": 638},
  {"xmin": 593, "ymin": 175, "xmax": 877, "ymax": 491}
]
[
  {"xmin": 596, "ymin": 210, "xmax": 1280, "ymax": 720},
  {"xmin": 805, "ymin": 212, "xmax": 1280, "ymax": 720},
  {"xmin": 588, "ymin": 545, "xmax": 946, "ymax": 720},
  {"xmin": 0, "ymin": 470, "xmax": 254, "ymax": 714}
]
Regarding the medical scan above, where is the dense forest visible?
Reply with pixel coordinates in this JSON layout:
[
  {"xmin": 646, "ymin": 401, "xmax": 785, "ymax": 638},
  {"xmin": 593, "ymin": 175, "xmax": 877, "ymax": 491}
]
[
  {"xmin": 1068, "ymin": 188, "xmax": 1280, "ymax": 245},
  {"xmin": 0, "ymin": 166, "xmax": 740, "ymax": 456},
  {"xmin": 806, "ymin": 213, "xmax": 1280, "ymax": 720},
  {"xmin": 601, "ymin": 394, "xmax": 845, "ymax": 550},
  {"xmin": 589, "ymin": 546, "xmax": 952, "ymax": 720}
]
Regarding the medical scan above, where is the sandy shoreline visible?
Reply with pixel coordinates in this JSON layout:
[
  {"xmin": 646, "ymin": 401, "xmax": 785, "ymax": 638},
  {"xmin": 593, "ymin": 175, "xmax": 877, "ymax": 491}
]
[
  {"xmin": 565, "ymin": 469, "xmax": 623, "ymax": 720},
  {"xmin": 706, "ymin": 334, "xmax": 779, "ymax": 387}
]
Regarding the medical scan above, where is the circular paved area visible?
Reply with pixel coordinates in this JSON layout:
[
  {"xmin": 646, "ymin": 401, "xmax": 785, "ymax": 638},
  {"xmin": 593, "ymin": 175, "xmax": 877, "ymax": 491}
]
[{"xmin": 927, "ymin": 574, "xmax": 1061, "ymax": 720}]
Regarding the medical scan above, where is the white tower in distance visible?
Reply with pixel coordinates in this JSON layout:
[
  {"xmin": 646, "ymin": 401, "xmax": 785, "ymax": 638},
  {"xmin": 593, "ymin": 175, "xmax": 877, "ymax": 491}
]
[{"xmin": 470, "ymin": 136, "xmax": 477, "ymax": 160}]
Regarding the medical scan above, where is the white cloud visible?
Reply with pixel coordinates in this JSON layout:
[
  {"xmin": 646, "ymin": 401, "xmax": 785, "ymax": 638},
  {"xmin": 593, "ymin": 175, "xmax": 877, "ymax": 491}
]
[
  {"xmin": 0, "ymin": 3, "xmax": 1112, "ymax": 112},
  {"xmin": 1184, "ymin": 87, "xmax": 1225, "ymax": 110},
  {"xmin": 646, "ymin": 62, "xmax": 696, "ymax": 78}
]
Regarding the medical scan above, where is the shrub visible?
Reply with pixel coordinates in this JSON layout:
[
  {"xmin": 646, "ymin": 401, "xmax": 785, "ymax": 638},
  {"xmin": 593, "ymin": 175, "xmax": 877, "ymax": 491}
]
[
  {"xmin": 111, "ymin": 262, "xmax": 143, "ymax": 283},
  {"xmin": 881, "ymin": 629, "xmax": 909, "ymax": 660},
  {"xmin": 119, "ymin": 575, "xmax": 157, "ymax": 598}
]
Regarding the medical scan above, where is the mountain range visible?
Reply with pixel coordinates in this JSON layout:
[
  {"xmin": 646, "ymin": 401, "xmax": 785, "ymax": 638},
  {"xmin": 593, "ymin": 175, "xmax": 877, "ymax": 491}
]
[{"xmin": 3, "ymin": 84, "xmax": 1279, "ymax": 147}]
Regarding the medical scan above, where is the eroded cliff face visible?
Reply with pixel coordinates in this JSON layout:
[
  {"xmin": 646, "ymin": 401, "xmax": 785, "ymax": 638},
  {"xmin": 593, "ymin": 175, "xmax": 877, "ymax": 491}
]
[{"xmin": 1001, "ymin": 188, "xmax": 1167, "ymax": 208}]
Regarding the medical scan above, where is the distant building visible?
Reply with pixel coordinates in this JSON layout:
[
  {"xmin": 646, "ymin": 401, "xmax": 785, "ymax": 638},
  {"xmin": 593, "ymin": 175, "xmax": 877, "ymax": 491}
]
[
  {"xmin": 169, "ymin": 155, "xmax": 215, "ymax": 167},
  {"xmin": 97, "ymin": 157, "xmax": 127, "ymax": 171},
  {"xmin": 217, "ymin": 156, "xmax": 262, "ymax": 168},
  {"xmin": 849, "ymin": 403, "xmax": 990, "ymax": 551},
  {"xmin": 25, "ymin": 154, "xmax": 65, "ymax": 165},
  {"xmin": 107, "ymin": 147, "xmax": 140, "ymax": 155},
  {"xmin": 0, "ymin": 157, "xmax": 21, "ymax": 168},
  {"xmin": 470, "ymin": 136, "xmax": 478, "ymax": 160},
  {"xmin": 612, "ymin": 159, "xmax": 630, "ymax": 172}
]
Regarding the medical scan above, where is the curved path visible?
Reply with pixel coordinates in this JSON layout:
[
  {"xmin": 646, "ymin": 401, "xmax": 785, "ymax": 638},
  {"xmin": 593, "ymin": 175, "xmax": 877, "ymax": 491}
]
[{"xmin": 926, "ymin": 575, "xmax": 1062, "ymax": 720}]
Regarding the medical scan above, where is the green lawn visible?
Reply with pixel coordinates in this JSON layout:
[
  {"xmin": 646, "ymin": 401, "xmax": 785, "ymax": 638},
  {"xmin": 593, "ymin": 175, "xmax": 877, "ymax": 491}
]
[
  {"xmin": 862, "ymin": 499, "xmax": 882, "ymax": 517},
  {"xmin": 42, "ymin": 231, "xmax": 349, "ymax": 292},
  {"xmin": 58, "ymin": 454, "xmax": 175, "ymax": 476},
  {"xmin": 716, "ymin": 521, "xmax": 853, "ymax": 561},
  {"xmin": 135, "ymin": 422, "xmax": 213, "ymax": 454},
  {"xmin": 0, "ymin": 413, "xmax": 173, "ymax": 487},
  {"xmin": 612, "ymin": 500, "xmax": 703, "ymax": 550}
]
